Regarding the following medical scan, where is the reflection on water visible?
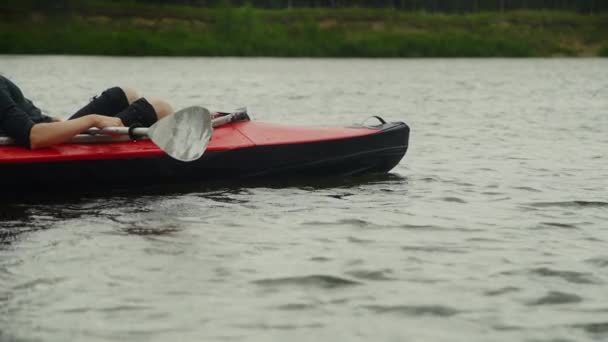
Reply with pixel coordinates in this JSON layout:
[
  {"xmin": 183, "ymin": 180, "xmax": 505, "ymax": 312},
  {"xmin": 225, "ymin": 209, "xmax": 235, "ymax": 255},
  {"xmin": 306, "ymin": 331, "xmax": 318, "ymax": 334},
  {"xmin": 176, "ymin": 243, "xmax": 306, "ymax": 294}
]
[
  {"xmin": 1, "ymin": 57, "xmax": 608, "ymax": 342},
  {"xmin": 1, "ymin": 173, "xmax": 405, "ymax": 246}
]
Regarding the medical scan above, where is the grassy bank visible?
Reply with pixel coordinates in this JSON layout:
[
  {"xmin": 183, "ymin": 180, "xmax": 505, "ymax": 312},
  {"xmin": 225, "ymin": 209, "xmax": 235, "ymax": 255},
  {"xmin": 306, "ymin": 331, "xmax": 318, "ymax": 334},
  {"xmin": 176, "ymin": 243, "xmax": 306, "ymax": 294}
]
[{"xmin": 0, "ymin": 2, "xmax": 606, "ymax": 57}]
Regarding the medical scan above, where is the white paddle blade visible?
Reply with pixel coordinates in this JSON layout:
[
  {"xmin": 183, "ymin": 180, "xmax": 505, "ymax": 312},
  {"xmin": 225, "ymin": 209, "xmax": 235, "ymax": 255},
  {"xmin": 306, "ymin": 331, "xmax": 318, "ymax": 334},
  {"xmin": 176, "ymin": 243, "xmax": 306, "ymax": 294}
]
[{"xmin": 148, "ymin": 106, "xmax": 212, "ymax": 162}]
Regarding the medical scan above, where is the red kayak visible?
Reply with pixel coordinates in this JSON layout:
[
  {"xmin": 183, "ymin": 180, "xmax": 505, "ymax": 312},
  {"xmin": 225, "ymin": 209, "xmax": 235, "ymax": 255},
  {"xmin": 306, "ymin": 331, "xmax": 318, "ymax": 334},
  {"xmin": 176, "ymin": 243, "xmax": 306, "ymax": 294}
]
[{"xmin": 0, "ymin": 118, "xmax": 409, "ymax": 190}]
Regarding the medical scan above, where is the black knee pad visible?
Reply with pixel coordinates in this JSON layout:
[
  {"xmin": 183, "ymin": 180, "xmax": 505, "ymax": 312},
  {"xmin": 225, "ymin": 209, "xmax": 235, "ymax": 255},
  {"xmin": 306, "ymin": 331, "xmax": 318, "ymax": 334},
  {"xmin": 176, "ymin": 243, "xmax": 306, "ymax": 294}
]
[
  {"xmin": 99, "ymin": 87, "xmax": 130, "ymax": 114},
  {"xmin": 116, "ymin": 98, "xmax": 158, "ymax": 127}
]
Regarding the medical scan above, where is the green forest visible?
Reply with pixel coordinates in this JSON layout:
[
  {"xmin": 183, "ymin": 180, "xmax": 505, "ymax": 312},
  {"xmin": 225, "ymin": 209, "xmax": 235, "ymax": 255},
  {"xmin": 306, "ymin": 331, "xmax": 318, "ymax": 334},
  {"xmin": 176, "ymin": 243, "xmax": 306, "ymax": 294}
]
[
  {"xmin": 1, "ymin": 0, "xmax": 607, "ymax": 57},
  {"xmin": 4, "ymin": 0, "xmax": 607, "ymax": 12}
]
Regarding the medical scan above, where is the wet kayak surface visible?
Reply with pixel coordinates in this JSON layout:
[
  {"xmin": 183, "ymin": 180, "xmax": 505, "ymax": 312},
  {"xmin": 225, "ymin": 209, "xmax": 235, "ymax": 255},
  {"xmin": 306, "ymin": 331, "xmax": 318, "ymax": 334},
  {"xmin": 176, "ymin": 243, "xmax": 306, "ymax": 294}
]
[{"xmin": 1, "ymin": 57, "xmax": 608, "ymax": 342}]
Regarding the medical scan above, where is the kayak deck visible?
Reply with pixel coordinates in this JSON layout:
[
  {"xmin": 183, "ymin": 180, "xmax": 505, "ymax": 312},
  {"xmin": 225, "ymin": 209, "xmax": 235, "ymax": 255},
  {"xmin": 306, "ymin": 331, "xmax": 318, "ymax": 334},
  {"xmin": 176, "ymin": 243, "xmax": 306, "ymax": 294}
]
[{"xmin": 0, "ymin": 121, "xmax": 383, "ymax": 164}]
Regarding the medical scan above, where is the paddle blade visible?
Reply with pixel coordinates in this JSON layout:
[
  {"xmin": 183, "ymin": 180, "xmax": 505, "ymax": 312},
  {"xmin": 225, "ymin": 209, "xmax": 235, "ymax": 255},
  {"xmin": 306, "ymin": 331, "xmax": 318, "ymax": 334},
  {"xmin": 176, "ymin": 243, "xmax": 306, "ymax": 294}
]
[{"xmin": 148, "ymin": 106, "xmax": 212, "ymax": 162}]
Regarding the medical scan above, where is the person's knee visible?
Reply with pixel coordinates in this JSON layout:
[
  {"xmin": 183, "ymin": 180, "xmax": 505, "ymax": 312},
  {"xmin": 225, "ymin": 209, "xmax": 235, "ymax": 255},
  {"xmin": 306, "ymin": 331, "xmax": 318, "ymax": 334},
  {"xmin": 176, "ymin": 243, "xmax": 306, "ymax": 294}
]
[
  {"xmin": 120, "ymin": 87, "xmax": 140, "ymax": 104},
  {"xmin": 148, "ymin": 99, "xmax": 173, "ymax": 120}
]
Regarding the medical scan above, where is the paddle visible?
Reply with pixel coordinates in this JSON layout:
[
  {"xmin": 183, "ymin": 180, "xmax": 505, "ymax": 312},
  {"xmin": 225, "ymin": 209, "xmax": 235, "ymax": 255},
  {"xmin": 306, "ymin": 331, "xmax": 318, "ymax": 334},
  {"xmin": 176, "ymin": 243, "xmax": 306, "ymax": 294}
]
[
  {"xmin": 145, "ymin": 106, "xmax": 248, "ymax": 160},
  {"xmin": 88, "ymin": 106, "xmax": 213, "ymax": 162},
  {"xmin": 151, "ymin": 106, "xmax": 211, "ymax": 161},
  {"xmin": 87, "ymin": 107, "xmax": 249, "ymax": 161}
]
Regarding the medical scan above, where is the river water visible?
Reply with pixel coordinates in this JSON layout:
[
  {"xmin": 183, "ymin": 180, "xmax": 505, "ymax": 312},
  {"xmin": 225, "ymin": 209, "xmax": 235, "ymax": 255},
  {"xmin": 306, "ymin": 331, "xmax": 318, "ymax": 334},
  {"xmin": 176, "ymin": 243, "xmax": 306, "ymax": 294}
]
[{"xmin": 1, "ymin": 57, "xmax": 607, "ymax": 342}]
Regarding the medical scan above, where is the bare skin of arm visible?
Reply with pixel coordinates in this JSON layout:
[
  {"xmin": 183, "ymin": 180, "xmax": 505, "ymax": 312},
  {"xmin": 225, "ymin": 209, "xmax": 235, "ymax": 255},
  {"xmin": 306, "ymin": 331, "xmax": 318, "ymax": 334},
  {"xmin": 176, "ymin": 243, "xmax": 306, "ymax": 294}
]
[{"xmin": 29, "ymin": 114, "xmax": 123, "ymax": 149}]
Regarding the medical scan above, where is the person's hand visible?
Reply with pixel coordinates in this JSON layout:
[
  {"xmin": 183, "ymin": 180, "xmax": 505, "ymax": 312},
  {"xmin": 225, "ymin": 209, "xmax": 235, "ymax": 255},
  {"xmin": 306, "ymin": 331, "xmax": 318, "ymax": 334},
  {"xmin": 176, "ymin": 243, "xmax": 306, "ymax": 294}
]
[{"xmin": 91, "ymin": 115, "xmax": 123, "ymax": 128}]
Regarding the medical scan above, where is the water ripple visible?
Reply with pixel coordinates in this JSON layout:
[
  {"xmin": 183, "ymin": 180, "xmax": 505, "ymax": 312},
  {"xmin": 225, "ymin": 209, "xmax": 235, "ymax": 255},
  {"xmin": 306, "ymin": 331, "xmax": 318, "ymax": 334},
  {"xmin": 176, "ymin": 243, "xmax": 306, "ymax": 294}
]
[
  {"xmin": 484, "ymin": 286, "xmax": 521, "ymax": 296},
  {"xmin": 572, "ymin": 322, "xmax": 608, "ymax": 335},
  {"xmin": 235, "ymin": 322, "xmax": 325, "ymax": 330},
  {"xmin": 63, "ymin": 304, "xmax": 151, "ymax": 314},
  {"xmin": 513, "ymin": 186, "xmax": 542, "ymax": 192},
  {"xmin": 501, "ymin": 267, "xmax": 601, "ymax": 285},
  {"xmin": 275, "ymin": 303, "xmax": 318, "ymax": 311},
  {"xmin": 585, "ymin": 257, "xmax": 608, "ymax": 268},
  {"xmin": 401, "ymin": 245, "xmax": 467, "ymax": 254},
  {"xmin": 528, "ymin": 201, "xmax": 608, "ymax": 208},
  {"xmin": 347, "ymin": 236, "xmax": 375, "ymax": 244},
  {"xmin": 345, "ymin": 269, "xmax": 396, "ymax": 281},
  {"xmin": 539, "ymin": 222, "xmax": 580, "ymax": 229},
  {"xmin": 252, "ymin": 275, "xmax": 362, "ymax": 289},
  {"xmin": 526, "ymin": 291, "xmax": 583, "ymax": 306},
  {"xmin": 363, "ymin": 304, "xmax": 460, "ymax": 317},
  {"xmin": 441, "ymin": 196, "xmax": 467, "ymax": 203},
  {"xmin": 13, "ymin": 277, "xmax": 67, "ymax": 291}
]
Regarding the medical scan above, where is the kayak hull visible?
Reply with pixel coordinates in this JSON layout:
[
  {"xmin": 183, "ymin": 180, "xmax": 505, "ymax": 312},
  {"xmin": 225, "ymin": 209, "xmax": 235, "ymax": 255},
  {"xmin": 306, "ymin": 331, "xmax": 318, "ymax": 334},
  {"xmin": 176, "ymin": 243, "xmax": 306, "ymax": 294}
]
[{"xmin": 0, "ymin": 120, "xmax": 409, "ymax": 191}]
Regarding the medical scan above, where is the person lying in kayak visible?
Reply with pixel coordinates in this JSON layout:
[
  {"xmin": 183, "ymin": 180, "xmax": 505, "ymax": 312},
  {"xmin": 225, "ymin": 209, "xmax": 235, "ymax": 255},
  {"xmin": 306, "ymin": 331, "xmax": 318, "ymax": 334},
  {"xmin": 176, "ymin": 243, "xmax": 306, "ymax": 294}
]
[{"xmin": 0, "ymin": 75, "xmax": 173, "ymax": 149}]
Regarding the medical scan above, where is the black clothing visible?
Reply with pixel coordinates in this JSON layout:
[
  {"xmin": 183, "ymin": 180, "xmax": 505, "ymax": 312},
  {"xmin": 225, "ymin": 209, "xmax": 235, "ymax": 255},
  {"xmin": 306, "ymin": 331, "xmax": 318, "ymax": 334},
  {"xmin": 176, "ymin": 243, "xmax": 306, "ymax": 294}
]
[
  {"xmin": 116, "ymin": 98, "xmax": 157, "ymax": 128},
  {"xmin": 69, "ymin": 87, "xmax": 157, "ymax": 128},
  {"xmin": 0, "ymin": 76, "xmax": 54, "ymax": 147},
  {"xmin": 0, "ymin": 79, "xmax": 158, "ymax": 149},
  {"xmin": 70, "ymin": 86, "xmax": 130, "ymax": 119}
]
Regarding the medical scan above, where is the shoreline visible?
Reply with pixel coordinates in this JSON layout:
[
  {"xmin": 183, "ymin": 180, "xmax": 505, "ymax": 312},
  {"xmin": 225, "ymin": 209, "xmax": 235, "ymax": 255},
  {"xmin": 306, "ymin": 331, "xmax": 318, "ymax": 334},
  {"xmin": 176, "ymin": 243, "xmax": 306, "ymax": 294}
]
[
  {"xmin": 2, "ymin": 54, "xmax": 606, "ymax": 59},
  {"xmin": 1, "ymin": 6, "xmax": 606, "ymax": 57}
]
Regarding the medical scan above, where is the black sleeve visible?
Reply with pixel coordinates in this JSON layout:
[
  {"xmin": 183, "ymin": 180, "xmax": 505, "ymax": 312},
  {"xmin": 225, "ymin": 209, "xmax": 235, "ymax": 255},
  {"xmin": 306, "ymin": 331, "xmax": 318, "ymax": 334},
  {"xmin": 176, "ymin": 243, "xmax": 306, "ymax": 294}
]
[{"xmin": 0, "ymin": 89, "xmax": 35, "ymax": 148}]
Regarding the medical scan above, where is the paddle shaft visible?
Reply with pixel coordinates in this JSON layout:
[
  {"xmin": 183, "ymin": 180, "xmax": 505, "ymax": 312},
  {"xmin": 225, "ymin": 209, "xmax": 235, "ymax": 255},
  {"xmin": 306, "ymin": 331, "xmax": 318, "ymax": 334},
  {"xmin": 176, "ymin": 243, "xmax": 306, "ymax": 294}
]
[
  {"xmin": 86, "ymin": 112, "xmax": 241, "ymax": 136},
  {"xmin": 86, "ymin": 127, "xmax": 147, "ymax": 136}
]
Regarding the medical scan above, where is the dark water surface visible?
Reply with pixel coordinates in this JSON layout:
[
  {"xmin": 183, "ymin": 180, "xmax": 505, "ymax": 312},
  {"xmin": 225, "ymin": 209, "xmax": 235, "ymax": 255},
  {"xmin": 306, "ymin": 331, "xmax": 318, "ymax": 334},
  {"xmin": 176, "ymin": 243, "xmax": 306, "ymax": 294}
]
[{"xmin": 1, "ymin": 57, "xmax": 607, "ymax": 341}]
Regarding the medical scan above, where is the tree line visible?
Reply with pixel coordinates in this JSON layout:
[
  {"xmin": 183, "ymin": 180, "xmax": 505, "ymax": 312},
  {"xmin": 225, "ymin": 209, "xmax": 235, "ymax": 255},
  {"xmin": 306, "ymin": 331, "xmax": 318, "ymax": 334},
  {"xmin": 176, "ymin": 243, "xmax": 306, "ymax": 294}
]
[
  {"xmin": 136, "ymin": 0, "xmax": 607, "ymax": 13},
  {"xmin": 5, "ymin": 0, "xmax": 607, "ymax": 13}
]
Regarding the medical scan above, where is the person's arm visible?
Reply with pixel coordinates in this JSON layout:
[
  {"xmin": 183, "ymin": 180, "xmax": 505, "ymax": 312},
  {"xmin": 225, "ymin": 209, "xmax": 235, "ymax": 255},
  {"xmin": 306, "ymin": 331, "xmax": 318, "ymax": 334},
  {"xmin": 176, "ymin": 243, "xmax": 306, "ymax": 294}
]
[
  {"xmin": 2, "ymin": 91, "xmax": 123, "ymax": 148},
  {"xmin": 29, "ymin": 115, "xmax": 123, "ymax": 149},
  {"xmin": 1, "ymin": 85, "xmax": 123, "ymax": 149}
]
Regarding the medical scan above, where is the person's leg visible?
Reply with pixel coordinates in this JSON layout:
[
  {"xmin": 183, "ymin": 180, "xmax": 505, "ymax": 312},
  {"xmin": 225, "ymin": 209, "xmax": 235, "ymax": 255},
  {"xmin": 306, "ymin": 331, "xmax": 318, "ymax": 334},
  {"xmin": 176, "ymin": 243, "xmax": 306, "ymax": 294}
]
[
  {"xmin": 115, "ymin": 98, "xmax": 173, "ymax": 127},
  {"xmin": 147, "ymin": 98, "xmax": 174, "ymax": 121},
  {"xmin": 69, "ymin": 86, "xmax": 136, "ymax": 120},
  {"xmin": 121, "ymin": 87, "xmax": 140, "ymax": 105},
  {"xmin": 69, "ymin": 86, "xmax": 174, "ymax": 127}
]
